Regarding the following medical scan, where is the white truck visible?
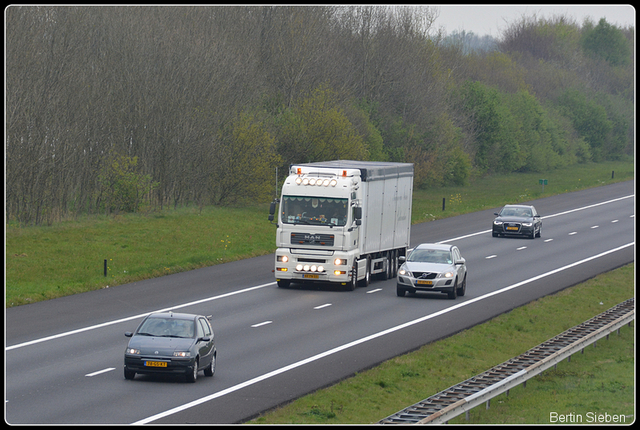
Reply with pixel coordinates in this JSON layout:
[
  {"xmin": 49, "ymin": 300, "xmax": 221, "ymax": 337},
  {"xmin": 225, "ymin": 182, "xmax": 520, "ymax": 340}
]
[{"xmin": 269, "ymin": 160, "xmax": 413, "ymax": 290}]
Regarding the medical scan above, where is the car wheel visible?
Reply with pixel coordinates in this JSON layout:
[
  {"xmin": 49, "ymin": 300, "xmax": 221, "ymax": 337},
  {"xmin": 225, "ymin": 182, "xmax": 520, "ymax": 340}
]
[
  {"xmin": 448, "ymin": 278, "xmax": 458, "ymax": 299},
  {"xmin": 536, "ymin": 225, "xmax": 542, "ymax": 238},
  {"xmin": 124, "ymin": 368, "xmax": 136, "ymax": 380},
  {"xmin": 396, "ymin": 285, "xmax": 405, "ymax": 297},
  {"xmin": 457, "ymin": 274, "xmax": 467, "ymax": 297},
  {"xmin": 186, "ymin": 359, "xmax": 198, "ymax": 383},
  {"xmin": 492, "ymin": 231, "xmax": 498, "ymax": 237},
  {"xmin": 204, "ymin": 353, "xmax": 216, "ymax": 377}
]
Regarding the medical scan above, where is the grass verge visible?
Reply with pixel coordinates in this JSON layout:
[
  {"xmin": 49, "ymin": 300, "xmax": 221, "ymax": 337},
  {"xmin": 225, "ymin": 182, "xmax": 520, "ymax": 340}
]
[
  {"xmin": 5, "ymin": 159, "xmax": 633, "ymax": 307},
  {"xmin": 248, "ymin": 263, "xmax": 635, "ymax": 424}
]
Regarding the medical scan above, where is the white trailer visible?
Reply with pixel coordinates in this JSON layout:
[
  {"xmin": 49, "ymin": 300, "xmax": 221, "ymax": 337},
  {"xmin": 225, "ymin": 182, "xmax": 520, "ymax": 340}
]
[{"xmin": 269, "ymin": 160, "xmax": 413, "ymax": 290}]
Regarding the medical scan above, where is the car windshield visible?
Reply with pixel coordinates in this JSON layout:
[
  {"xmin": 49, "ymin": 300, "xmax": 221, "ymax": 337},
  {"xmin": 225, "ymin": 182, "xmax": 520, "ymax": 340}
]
[
  {"xmin": 408, "ymin": 249, "xmax": 452, "ymax": 264},
  {"xmin": 281, "ymin": 195, "xmax": 348, "ymax": 226},
  {"xmin": 136, "ymin": 318, "xmax": 195, "ymax": 338},
  {"xmin": 501, "ymin": 207, "xmax": 532, "ymax": 217}
]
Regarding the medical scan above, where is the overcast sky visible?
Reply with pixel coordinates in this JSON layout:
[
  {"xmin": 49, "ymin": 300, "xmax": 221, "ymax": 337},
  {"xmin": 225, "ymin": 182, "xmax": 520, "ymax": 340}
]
[{"xmin": 432, "ymin": 4, "xmax": 635, "ymax": 37}]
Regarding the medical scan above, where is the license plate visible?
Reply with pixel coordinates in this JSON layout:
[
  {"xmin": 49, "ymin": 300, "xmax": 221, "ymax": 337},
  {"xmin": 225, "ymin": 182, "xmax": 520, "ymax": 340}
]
[
  {"xmin": 303, "ymin": 274, "xmax": 319, "ymax": 279},
  {"xmin": 417, "ymin": 280, "xmax": 432, "ymax": 285},
  {"xmin": 506, "ymin": 226, "xmax": 519, "ymax": 231},
  {"xmin": 145, "ymin": 361, "xmax": 168, "ymax": 367}
]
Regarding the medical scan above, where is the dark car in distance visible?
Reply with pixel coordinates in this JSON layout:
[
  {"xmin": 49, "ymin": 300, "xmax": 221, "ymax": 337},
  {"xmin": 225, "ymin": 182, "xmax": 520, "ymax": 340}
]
[
  {"xmin": 492, "ymin": 204, "xmax": 542, "ymax": 239},
  {"xmin": 124, "ymin": 312, "xmax": 216, "ymax": 382}
]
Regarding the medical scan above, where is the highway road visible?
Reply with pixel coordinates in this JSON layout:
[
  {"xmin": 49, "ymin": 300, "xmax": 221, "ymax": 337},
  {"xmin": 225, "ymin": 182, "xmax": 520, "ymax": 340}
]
[{"xmin": 5, "ymin": 180, "xmax": 634, "ymax": 424}]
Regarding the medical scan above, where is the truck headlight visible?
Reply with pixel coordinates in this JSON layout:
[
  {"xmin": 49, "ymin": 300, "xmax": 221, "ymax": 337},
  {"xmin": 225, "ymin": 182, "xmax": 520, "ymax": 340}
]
[
  {"xmin": 334, "ymin": 258, "xmax": 347, "ymax": 266},
  {"xmin": 277, "ymin": 255, "xmax": 289, "ymax": 263}
]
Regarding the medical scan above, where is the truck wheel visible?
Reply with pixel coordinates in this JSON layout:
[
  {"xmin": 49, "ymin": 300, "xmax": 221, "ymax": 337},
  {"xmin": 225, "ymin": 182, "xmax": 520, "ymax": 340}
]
[
  {"xmin": 348, "ymin": 264, "xmax": 357, "ymax": 291},
  {"xmin": 277, "ymin": 279, "xmax": 291, "ymax": 288},
  {"xmin": 359, "ymin": 257, "xmax": 370, "ymax": 288},
  {"xmin": 391, "ymin": 250, "xmax": 398, "ymax": 278},
  {"xmin": 381, "ymin": 253, "xmax": 391, "ymax": 280}
]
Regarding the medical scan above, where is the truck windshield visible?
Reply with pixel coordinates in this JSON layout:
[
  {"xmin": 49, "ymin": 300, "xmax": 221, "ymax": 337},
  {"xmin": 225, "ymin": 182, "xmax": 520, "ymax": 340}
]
[{"xmin": 281, "ymin": 196, "xmax": 348, "ymax": 226}]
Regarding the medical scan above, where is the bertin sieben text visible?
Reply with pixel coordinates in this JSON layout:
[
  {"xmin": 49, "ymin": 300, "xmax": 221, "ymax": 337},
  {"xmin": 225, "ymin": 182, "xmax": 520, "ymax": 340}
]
[{"xmin": 549, "ymin": 411, "xmax": 627, "ymax": 423}]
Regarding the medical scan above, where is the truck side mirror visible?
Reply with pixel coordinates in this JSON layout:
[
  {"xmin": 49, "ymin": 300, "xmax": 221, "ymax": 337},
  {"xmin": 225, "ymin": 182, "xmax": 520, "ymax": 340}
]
[
  {"xmin": 354, "ymin": 206, "xmax": 362, "ymax": 220},
  {"xmin": 268, "ymin": 200, "xmax": 277, "ymax": 222}
]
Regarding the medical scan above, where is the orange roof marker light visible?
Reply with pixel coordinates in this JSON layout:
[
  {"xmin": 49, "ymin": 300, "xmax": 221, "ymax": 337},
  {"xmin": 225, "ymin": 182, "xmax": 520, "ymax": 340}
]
[{"xmin": 342, "ymin": 170, "xmax": 347, "ymax": 177}]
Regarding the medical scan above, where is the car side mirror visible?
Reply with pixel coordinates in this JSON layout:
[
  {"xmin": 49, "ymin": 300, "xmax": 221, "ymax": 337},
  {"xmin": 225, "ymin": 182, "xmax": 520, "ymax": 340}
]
[
  {"xmin": 456, "ymin": 258, "xmax": 466, "ymax": 265},
  {"xmin": 198, "ymin": 337, "xmax": 211, "ymax": 343},
  {"xmin": 398, "ymin": 256, "xmax": 406, "ymax": 263},
  {"xmin": 494, "ymin": 213, "xmax": 499, "ymax": 216},
  {"xmin": 125, "ymin": 332, "xmax": 133, "ymax": 337}
]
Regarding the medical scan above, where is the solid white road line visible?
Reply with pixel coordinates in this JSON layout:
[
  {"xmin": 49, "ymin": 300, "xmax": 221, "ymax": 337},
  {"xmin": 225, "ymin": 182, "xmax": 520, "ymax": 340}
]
[{"xmin": 133, "ymin": 242, "xmax": 634, "ymax": 425}]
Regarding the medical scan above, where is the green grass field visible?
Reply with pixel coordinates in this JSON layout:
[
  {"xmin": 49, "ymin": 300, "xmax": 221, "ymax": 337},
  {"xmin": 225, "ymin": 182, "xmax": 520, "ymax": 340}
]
[{"xmin": 6, "ymin": 160, "xmax": 633, "ymax": 307}]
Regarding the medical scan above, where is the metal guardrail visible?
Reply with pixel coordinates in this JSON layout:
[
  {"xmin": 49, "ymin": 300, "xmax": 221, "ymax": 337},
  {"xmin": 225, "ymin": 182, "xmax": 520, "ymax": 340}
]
[{"xmin": 379, "ymin": 298, "xmax": 635, "ymax": 424}]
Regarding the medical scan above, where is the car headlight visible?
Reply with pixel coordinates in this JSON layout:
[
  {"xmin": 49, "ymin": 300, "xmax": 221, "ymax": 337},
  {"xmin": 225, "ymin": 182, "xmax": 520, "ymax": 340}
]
[
  {"xmin": 398, "ymin": 265, "xmax": 408, "ymax": 276},
  {"xmin": 493, "ymin": 220, "xmax": 503, "ymax": 225},
  {"xmin": 173, "ymin": 351, "xmax": 191, "ymax": 357},
  {"xmin": 440, "ymin": 271, "xmax": 454, "ymax": 278},
  {"xmin": 522, "ymin": 222, "xmax": 532, "ymax": 227},
  {"xmin": 126, "ymin": 348, "xmax": 140, "ymax": 355}
]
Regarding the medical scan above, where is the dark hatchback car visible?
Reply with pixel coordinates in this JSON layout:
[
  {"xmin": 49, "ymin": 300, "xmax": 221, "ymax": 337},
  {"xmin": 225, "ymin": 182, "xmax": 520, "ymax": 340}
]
[
  {"xmin": 124, "ymin": 312, "xmax": 216, "ymax": 382},
  {"xmin": 492, "ymin": 204, "xmax": 542, "ymax": 239}
]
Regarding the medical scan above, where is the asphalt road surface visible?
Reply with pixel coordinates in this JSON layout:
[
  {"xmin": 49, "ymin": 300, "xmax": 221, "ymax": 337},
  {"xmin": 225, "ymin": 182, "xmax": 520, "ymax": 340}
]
[{"xmin": 5, "ymin": 180, "xmax": 634, "ymax": 424}]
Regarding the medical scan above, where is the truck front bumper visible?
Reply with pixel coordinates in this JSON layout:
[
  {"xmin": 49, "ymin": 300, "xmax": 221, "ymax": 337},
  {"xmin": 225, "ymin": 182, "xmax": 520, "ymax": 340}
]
[{"xmin": 275, "ymin": 251, "xmax": 352, "ymax": 284}]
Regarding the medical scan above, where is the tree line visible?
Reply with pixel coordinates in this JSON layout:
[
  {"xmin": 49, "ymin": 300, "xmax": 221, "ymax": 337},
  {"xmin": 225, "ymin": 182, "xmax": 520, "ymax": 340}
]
[{"xmin": 6, "ymin": 6, "xmax": 634, "ymax": 225}]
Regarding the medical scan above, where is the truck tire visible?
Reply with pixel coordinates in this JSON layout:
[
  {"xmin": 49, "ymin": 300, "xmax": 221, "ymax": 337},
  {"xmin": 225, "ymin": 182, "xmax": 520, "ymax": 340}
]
[
  {"xmin": 347, "ymin": 264, "xmax": 357, "ymax": 291},
  {"xmin": 390, "ymin": 250, "xmax": 397, "ymax": 278},
  {"xmin": 381, "ymin": 252, "xmax": 391, "ymax": 280},
  {"xmin": 277, "ymin": 279, "xmax": 291, "ymax": 288},
  {"xmin": 358, "ymin": 257, "xmax": 370, "ymax": 288}
]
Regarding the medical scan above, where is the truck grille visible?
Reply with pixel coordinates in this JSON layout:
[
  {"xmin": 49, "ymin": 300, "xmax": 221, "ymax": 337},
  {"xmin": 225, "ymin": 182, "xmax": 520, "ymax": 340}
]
[{"xmin": 290, "ymin": 233, "xmax": 335, "ymax": 246}]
